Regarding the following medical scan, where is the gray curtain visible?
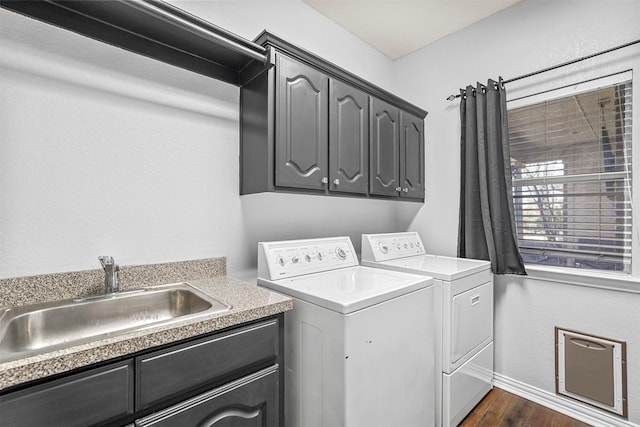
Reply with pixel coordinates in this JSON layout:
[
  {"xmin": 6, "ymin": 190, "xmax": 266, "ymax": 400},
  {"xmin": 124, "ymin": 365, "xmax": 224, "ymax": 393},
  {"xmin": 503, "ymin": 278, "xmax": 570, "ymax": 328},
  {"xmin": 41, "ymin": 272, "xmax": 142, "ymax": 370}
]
[{"xmin": 457, "ymin": 78, "xmax": 526, "ymax": 275}]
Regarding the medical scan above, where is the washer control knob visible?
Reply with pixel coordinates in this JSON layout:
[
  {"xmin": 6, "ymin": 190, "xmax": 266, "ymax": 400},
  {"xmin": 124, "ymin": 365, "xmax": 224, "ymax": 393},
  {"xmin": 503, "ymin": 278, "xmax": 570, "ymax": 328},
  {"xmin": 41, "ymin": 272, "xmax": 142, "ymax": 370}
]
[
  {"xmin": 378, "ymin": 242, "xmax": 389, "ymax": 254},
  {"xmin": 292, "ymin": 256, "xmax": 300, "ymax": 264},
  {"xmin": 277, "ymin": 256, "xmax": 285, "ymax": 267},
  {"xmin": 336, "ymin": 247, "xmax": 347, "ymax": 260},
  {"xmin": 317, "ymin": 252, "xmax": 323, "ymax": 261},
  {"xmin": 403, "ymin": 243, "xmax": 408, "ymax": 249},
  {"xmin": 305, "ymin": 254, "xmax": 312, "ymax": 262}
]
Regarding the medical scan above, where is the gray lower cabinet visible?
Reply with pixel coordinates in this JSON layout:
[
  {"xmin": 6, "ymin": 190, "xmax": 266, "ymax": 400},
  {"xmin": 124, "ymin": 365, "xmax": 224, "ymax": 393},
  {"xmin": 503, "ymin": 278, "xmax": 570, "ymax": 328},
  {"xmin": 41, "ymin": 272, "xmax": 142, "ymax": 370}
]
[
  {"xmin": 0, "ymin": 360, "xmax": 134, "ymax": 427},
  {"xmin": 136, "ymin": 319, "xmax": 278, "ymax": 410},
  {"xmin": 135, "ymin": 366, "xmax": 278, "ymax": 427},
  {"xmin": 0, "ymin": 316, "xmax": 283, "ymax": 427}
]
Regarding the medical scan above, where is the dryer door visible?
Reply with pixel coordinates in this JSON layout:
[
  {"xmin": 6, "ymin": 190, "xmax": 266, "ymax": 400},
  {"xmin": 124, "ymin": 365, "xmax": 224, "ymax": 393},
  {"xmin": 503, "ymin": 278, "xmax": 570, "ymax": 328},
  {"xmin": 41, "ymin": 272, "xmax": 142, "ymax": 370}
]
[{"xmin": 450, "ymin": 281, "xmax": 493, "ymax": 369}]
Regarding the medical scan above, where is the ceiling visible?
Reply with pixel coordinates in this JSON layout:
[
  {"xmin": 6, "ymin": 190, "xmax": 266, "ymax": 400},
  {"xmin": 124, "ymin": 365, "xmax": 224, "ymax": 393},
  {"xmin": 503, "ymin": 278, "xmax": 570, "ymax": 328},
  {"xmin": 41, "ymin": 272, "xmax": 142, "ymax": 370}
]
[{"xmin": 302, "ymin": 0, "xmax": 521, "ymax": 59}]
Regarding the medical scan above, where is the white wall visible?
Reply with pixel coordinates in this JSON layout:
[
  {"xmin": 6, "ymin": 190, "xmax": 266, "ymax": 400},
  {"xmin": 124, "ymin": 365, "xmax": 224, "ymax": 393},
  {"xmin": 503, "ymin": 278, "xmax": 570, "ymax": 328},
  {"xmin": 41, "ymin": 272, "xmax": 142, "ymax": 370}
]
[
  {"xmin": 0, "ymin": 0, "xmax": 402, "ymax": 279},
  {"xmin": 391, "ymin": 0, "xmax": 640, "ymax": 423}
]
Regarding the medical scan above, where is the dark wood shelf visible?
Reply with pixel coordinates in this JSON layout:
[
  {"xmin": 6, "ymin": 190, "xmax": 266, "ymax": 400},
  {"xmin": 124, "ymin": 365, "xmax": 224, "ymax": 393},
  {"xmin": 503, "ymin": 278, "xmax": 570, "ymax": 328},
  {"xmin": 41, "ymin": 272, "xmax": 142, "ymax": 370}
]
[{"xmin": 0, "ymin": 0, "xmax": 270, "ymax": 86}]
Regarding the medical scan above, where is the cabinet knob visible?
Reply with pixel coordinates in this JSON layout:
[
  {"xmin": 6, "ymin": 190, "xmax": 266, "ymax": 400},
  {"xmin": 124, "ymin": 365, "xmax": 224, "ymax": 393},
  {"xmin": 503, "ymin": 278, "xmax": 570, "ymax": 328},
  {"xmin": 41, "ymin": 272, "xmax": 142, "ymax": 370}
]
[
  {"xmin": 403, "ymin": 188, "xmax": 409, "ymax": 192},
  {"xmin": 321, "ymin": 177, "xmax": 328, "ymax": 184},
  {"xmin": 395, "ymin": 186, "xmax": 402, "ymax": 192},
  {"xmin": 334, "ymin": 179, "xmax": 340, "ymax": 185}
]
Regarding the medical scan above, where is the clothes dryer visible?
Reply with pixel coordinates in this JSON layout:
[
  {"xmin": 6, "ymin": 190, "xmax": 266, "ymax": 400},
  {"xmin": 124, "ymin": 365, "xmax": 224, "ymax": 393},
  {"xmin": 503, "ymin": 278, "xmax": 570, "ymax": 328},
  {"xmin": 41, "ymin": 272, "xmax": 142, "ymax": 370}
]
[
  {"xmin": 362, "ymin": 232, "xmax": 493, "ymax": 427},
  {"xmin": 258, "ymin": 236, "xmax": 435, "ymax": 427}
]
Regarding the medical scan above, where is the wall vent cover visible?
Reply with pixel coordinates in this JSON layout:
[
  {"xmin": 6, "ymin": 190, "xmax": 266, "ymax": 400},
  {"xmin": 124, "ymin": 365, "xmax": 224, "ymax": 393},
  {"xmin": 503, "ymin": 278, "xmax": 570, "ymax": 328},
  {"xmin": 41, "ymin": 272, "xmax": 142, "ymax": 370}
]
[{"xmin": 555, "ymin": 327, "xmax": 627, "ymax": 418}]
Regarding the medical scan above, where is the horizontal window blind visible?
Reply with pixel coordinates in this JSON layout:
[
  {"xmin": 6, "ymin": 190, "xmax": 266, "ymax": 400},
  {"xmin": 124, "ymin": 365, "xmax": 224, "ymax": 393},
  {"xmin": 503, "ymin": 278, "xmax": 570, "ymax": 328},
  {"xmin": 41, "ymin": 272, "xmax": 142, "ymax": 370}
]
[{"xmin": 508, "ymin": 80, "xmax": 632, "ymax": 273}]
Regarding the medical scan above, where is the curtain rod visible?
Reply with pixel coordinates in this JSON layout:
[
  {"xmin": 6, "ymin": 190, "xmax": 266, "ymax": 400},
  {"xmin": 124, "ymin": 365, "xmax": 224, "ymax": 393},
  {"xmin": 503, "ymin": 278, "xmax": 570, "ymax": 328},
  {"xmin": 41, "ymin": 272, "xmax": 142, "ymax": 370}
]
[{"xmin": 446, "ymin": 39, "xmax": 640, "ymax": 101}]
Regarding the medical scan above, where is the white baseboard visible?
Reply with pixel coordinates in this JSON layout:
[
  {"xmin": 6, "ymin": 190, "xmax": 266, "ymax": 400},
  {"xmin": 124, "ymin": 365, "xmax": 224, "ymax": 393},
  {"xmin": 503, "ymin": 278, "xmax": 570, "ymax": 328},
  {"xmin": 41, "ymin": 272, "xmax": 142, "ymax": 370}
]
[{"xmin": 493, "ymin": 373, "xmax": 638, "ymax": 427}]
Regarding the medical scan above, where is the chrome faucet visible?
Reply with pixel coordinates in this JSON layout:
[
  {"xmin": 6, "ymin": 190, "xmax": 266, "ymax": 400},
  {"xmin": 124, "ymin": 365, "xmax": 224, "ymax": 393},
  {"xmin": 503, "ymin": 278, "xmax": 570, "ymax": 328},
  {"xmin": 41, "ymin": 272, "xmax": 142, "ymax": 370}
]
[{"xmin": 98, "ymin": 256, "xmax": 120, "ymax": 294}]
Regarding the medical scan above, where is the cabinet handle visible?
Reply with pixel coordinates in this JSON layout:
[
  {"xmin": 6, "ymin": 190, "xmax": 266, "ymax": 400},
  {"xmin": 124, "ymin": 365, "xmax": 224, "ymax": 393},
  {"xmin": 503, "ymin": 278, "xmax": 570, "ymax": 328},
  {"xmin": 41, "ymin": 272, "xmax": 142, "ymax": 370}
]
[
  {"xmin": 334, "ymin": 179, "xmax": 340, "ymax": 185},
  {"xmin": 395, "ymin": 186, "xmax": 402, "ymax": 192},
  {"xmin": 321, "ymin": 177, "xmax": 328, "ymax": 184},
  {"xmin": 403, "ymin": 188, "xmax": 409, "ymax": 192}
]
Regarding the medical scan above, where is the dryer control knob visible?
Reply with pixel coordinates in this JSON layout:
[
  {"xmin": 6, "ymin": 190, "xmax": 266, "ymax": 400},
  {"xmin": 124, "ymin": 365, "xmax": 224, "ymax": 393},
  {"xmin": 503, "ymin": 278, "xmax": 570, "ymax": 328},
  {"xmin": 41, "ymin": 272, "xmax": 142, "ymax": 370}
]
[
  {"xmin": 336, "ymin": 247, "xmax": 347, "ymax": 260},
  {"xmin": 378, "ymin": 243, "xmax": 389, "ymax": 254},
  {"xmin": 277, "ymin": 256, "xmax": 286, "ymax": 267}
]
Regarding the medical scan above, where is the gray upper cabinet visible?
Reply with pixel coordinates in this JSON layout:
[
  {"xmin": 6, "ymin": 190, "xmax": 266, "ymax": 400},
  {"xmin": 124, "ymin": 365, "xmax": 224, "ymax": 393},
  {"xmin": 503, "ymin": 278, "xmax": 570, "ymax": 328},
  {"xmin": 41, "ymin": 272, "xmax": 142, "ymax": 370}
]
[
  {"xmin": 329, "ymin": 79, "xmax": 369, "ymax": 194},
  {"xmin": 275, "ymin": 55, "xmax": 329, "ymax": 190},
  {"xmin": 400, "ymin": 111, "xmax": 425, "ymax": 200},
  {"xmin": 370, "ymin": 98, "xmax": 400, "ymax": 197},
  {"xmin": 240, "ymin": 31, "xmax": 427, "ymax": 202},
  {"xmin": 369, "ymin": 100, "xmax": 425, "ymax": 200}
]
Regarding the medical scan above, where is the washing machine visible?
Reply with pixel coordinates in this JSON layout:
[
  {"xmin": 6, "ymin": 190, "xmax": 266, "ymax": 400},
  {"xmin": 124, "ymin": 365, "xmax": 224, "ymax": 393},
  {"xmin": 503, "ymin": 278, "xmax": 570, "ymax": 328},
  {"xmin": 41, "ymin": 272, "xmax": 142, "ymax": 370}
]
[
  {"xmin": 257, "ymin": 236, "xmax": 435, "ymax": 427},
  {"xmin": 362, "ymin": 232, "xmax": 493, "ymax": 427}
]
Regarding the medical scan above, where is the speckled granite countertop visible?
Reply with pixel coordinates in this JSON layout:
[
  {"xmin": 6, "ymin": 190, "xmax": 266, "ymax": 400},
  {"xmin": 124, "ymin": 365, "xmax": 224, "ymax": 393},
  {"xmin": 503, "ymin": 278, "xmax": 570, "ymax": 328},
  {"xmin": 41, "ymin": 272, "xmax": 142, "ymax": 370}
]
[{"xmin": 0, "ymin": 259, "xmax": 292, "ymax": 391}]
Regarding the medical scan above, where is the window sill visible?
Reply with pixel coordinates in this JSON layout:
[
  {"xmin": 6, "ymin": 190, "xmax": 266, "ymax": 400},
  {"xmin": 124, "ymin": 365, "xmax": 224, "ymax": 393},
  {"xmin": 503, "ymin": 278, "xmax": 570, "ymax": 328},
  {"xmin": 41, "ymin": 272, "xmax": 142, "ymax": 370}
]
[{"xmin": 515, "ymin": 265, "xmax": 640, "ymax": 294}]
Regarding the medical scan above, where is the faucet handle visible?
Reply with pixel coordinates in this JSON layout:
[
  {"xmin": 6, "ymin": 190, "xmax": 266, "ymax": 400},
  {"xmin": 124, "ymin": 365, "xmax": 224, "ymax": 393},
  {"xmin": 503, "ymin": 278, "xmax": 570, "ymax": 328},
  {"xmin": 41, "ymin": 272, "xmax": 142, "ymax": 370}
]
[{"xmin": 98, "ymin": 256, "xmax": 115, "ymax": 269}]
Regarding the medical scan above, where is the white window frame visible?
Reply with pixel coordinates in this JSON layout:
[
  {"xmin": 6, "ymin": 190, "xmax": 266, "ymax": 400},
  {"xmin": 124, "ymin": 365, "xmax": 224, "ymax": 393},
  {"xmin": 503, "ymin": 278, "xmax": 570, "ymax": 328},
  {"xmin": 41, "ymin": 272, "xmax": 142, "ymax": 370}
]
[{"xmin": 507, "ymin": 70, "xmax": 640, "ymax": 293}]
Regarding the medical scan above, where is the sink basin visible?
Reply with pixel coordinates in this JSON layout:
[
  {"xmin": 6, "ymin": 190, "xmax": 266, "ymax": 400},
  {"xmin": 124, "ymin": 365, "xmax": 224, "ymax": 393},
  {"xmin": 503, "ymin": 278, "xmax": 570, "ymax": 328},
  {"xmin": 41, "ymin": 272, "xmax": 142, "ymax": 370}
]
[{"xmin": 0, "ymin": 283, "xmax": 230, "ymax": 363}]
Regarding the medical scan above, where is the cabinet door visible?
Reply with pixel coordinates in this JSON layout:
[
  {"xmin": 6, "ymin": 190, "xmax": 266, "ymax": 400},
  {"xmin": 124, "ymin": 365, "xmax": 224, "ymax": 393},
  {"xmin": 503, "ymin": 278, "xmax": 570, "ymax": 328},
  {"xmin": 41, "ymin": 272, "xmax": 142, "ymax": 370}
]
[
  {"xmin": 136, "ymin": 366, "xmax": 279, "ymax": 427},
  {"xmin": 329, "ymin": 79, "xmax": 369, "ymax": 194},
  {"xmin": 276, "ymin": 54, "xmax": 329, "ymax": 190},
  {"xmin": 399, "ymin": 111, "xmax": 424, "ymax": 200},
  {"xmin": 369, "ymin": 97, "xmax": 400, "ymax": 196}
]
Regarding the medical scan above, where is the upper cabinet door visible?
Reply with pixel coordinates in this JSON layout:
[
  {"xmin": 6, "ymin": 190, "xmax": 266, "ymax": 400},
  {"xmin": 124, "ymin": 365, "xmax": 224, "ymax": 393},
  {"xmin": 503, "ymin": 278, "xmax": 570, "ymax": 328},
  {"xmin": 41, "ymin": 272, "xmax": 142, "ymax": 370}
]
[
  {"xmin": 370, "ymin": 97, "xmax": 400, "ymax": 197},
  {"xmin": 329, "ymin": 79, "xmax": 369, "ymax": 194},
  {"xmin": 275, "ymin": 54, "xmax": 329, "ymax": 190},
  {"xmin": 399, "ymin": 111, "xmax": 425, "ymax": 200}
]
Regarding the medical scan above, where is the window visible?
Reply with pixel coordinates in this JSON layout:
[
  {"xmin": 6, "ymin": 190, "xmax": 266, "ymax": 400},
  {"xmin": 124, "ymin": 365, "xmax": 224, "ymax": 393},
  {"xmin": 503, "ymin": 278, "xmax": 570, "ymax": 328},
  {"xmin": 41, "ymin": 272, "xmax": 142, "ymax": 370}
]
[{"xmin": 508, "ymin": 78, "xmax": 633, "ymax": 273}]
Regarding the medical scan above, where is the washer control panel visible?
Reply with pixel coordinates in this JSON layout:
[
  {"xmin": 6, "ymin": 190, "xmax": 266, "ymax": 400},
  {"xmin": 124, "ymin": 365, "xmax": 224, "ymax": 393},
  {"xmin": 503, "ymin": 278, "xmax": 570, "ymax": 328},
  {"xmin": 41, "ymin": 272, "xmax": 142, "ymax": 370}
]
[
  {"xmin": 258, "ymin": 236, "xmax": 358, "ymax": 280},
  {"xmin": 361, "ymin": 232, "xmax": 425, "ymax": 262}
]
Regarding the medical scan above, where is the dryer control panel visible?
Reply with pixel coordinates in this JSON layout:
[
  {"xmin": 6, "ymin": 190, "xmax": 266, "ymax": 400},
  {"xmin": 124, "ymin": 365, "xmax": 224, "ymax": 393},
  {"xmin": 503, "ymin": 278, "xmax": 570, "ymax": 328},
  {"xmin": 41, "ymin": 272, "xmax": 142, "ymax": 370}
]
[
  {"xmin": 258, "ymin": 236, "xmax": 359, "ymax": 280},
  {"xmin": 361, "ymin": 232, "xmax": 426, "ymax": 262}
]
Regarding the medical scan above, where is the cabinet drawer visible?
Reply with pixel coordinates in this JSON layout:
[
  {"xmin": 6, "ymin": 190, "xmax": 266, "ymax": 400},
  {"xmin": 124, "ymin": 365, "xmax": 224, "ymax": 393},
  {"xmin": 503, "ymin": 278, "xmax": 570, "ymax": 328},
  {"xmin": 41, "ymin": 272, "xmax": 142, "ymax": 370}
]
[
  {"xmin": 0, "ymin": 360, "xmax": 134, "ymax": 427},
  {"xmin": 136, "ymin": 319, "xmax": 278, "ymax": 410},
  {"xmin": 135, "ymin": 365, "xmax": 279, "ymax": 427}
]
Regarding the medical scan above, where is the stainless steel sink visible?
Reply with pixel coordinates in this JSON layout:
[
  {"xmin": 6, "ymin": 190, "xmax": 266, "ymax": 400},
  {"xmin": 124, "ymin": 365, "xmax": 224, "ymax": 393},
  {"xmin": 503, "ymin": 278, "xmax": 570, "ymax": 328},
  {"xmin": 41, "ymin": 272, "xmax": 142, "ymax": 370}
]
[{"xmin": 0, "ymin": 283, "xmax": 230, "ymax": 363}]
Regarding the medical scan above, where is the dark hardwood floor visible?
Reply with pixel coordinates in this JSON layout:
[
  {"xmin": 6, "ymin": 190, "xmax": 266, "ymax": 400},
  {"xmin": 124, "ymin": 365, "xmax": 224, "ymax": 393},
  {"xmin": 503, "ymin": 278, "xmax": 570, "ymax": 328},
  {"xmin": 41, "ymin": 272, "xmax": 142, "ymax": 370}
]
[{"xmin": 459, "ymin": 388, "xmax": 593, "ymax": 427}]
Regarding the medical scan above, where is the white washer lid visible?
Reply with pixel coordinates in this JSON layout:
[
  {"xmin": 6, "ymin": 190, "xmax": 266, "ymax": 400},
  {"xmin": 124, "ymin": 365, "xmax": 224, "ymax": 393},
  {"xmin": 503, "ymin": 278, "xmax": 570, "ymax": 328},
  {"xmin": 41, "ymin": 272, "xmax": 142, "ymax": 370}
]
[
  {"xmin": 258, "ymin": 266, "xmax": 431, "ymax": 314},
  {"xmin": 373, "ymin": 254, "xmax": 490, "ymax": 281}
]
